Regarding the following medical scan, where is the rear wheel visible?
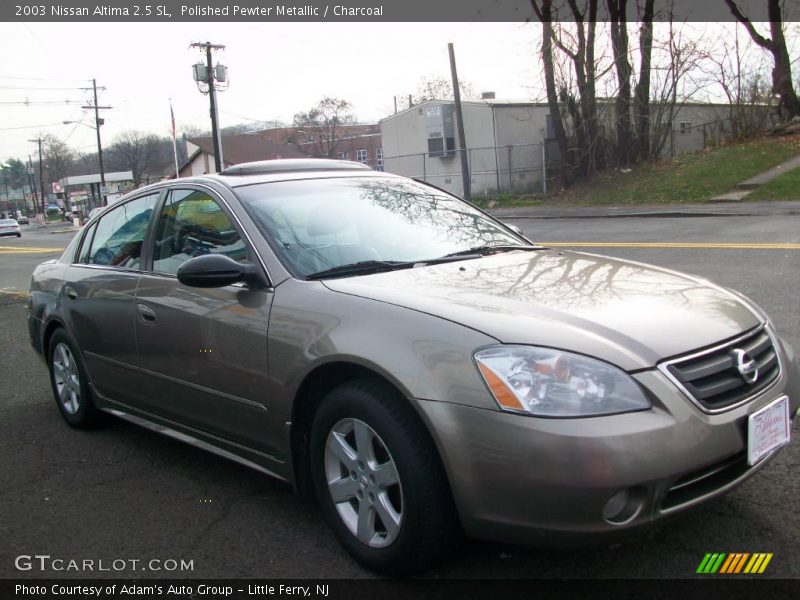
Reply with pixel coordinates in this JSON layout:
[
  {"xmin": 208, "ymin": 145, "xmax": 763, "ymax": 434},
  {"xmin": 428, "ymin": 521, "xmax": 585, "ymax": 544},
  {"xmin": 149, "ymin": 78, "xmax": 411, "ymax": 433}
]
[
  {"xmin": 310, "ymin": 378, "xmax": 458, "ymax": 575},
  {"xmin": 47, "ymin": 329, "xmax": 100, "ymax": 428}
]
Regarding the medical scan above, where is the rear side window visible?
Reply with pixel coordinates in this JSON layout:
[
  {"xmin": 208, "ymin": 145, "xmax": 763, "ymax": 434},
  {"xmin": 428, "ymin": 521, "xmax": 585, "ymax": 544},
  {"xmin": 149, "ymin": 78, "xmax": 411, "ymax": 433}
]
[
  {"xmin": 87, "ymin": 194, "xmax": 158, "ymax": 268},
  {"xmin": 151, "ymin": 189, "xmax": 247, "ymax": 276}
]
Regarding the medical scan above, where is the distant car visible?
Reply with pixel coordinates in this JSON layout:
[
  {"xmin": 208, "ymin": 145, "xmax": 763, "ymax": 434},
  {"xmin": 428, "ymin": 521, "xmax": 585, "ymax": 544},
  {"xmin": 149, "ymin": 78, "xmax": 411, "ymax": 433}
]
[
  {"xmin": 17, "ymin": 215, "xmax": 30, "ymax": 225},
  {"xmin": 0, "ymin": 218, "xmax": 21, "ymax": 237}
]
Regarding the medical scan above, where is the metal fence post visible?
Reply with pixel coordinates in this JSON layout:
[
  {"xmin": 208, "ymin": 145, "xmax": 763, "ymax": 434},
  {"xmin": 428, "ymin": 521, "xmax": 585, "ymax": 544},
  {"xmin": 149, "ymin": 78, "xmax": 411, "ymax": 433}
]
[
  {"xmin": 507, "ymin": 146, "xmax": 513, "ymax": 191},
  {"xmin": 422, "ymin": 153, "xmax": 427, "ymax": 182},
  {"xmin": 541, "ymin": 142, "xmax": 547, "ymax": 196}
]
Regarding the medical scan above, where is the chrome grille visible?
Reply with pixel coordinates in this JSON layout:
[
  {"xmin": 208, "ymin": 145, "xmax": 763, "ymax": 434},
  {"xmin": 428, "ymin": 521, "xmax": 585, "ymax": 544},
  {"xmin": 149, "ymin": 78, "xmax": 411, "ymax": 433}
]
[{"xmin": 661, "ymin": 326, "xmax": 780, "ymax": 412}]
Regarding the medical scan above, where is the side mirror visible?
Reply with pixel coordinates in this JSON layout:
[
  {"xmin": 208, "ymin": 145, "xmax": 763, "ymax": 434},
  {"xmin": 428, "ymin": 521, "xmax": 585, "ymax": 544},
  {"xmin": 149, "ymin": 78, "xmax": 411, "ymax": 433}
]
[{"xmin": 177, "ymin": 254, "xmax": 262, "ymax": 288}]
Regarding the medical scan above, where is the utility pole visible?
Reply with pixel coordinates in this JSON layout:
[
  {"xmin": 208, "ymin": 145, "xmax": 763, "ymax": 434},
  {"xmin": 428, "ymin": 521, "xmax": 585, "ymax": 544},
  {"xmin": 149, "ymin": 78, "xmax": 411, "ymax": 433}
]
[
  {"xmin": 448, "ymin": 43, "xmax": 470, "ymax": 199},
  {"xmin": 191, "ymin": 42, "xmax": 227, "ymax": 172},
  {"xmin": 82, "ymin": 79, "xmax": 111, "ymax": 205},
  {"xmin": 26, "ymin": 155, "xmax": 39, "ymax": 217},
  {"xmin": 27, "ymin": 138, "xmax": 46, "ymax": 216}
]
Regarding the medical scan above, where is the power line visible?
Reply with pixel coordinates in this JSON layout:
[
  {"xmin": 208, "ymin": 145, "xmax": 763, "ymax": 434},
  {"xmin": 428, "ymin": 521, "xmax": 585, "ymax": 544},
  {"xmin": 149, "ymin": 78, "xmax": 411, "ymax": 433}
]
[
  {"xmin": 0, "ymin": 85, "xmax": 96, "ymax": 90},
  {"xmin": 0, "ymin": 100, "xmax": 87, "ymax": 106},
  {"xmin": 0, "ymin": 75, "xmax": 92, "ymax": 82},
  {"xmin": 0, "ymin": 122, "xmax": 69, "ymax": 131}
]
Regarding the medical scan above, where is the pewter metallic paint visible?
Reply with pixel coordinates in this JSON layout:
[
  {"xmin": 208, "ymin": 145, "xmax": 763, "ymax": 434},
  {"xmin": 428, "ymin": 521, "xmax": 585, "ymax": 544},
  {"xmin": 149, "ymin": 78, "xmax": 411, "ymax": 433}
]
[{"xmin": 27, "ymin": 168, "xmax": 799, "ymax": 546}]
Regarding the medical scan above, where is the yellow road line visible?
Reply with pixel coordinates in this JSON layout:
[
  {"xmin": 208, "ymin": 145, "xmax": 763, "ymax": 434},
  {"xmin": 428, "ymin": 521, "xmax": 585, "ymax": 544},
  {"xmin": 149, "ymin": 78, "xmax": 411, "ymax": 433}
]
[
  {"xmin": 0, "ymin": 246, "xmax": 64, "ymax": 253},
  {"xmin": 541, "ymin": 242, "xmax": 800, "ymax": 250}
]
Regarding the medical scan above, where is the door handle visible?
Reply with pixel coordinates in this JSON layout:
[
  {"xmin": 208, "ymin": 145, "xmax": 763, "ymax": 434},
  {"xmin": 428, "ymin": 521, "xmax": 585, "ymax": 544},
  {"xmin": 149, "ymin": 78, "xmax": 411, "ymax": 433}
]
[
  {"xmin": 65, "ymin": 287, "xmax": 78, "ymax": 301},
  {"xmin": 137, "ymin": 303, "xmax": 157, "ymax": 323}
]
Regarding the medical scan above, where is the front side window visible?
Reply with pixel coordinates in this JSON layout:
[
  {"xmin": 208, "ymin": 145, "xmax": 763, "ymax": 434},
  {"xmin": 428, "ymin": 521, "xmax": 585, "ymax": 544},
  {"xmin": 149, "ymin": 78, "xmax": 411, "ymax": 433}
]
[
  {"xmin": 75, "ymin": 221, "xmax": 97, "ymax": 263},
  {"xmin": 151, "ymin": 189, "xmax": 247, "ymax": 276},
  {"xmin": 88, "ymin": 193, "xmax": 158, "ymax": 268},
  {"xmin": 236, "ymin": 176, "xmax": 522, "ymax": 278}
]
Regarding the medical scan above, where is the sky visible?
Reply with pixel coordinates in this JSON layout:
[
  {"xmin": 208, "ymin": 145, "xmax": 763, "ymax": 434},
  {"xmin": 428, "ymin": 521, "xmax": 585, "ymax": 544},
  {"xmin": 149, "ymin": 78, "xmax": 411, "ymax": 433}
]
[
  {"xmin": 0, "ymin": 21, "xmax": 544, "ymax": 164},
  {"xmin": 0, "ymin": 20, "xmax": 794, "ymax": 168}
]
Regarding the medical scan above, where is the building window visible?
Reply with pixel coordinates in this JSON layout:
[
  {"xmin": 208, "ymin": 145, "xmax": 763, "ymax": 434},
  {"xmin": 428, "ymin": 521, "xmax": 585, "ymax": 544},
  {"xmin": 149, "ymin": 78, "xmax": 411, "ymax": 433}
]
[
  {"xmin": 376, "ymin": 148, "xmax": 384, "ymax": 172},
  {"xmin": 356, "ymin": 149, "xmax": 367, "ymax": 164},
  {"xmin": 338, "ymin": 151, "xmax": 349, "ymax": 160},
  {"xmin": 679, "ymin": 121, "xmax": 692, "ymax": 135}
]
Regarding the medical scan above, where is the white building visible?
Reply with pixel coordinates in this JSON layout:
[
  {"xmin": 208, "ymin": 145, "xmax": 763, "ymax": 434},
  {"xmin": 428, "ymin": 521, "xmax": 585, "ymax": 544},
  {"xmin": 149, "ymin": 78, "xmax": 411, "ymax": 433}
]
[{"xmin": 380, "ymin": 99, "xmax": 745, "ymax": 198}]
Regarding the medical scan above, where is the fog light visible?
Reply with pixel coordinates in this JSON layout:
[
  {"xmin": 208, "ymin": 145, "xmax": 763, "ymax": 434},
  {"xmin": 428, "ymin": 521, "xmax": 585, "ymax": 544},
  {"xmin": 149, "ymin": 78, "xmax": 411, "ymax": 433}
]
[
  {"xmin": 602, "ymin": 486, "xmax": 646, "ymax": 524},
  {"xmin": 602, "ymin": 490, "xmax": 630, "ymax": 521}
]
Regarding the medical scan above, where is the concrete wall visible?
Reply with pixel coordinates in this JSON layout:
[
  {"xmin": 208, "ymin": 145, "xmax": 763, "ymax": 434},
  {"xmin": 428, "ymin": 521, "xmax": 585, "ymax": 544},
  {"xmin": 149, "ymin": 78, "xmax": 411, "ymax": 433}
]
[{"xmin": 382, "ymin": 101, "xmax": 547, "ymax": 197}]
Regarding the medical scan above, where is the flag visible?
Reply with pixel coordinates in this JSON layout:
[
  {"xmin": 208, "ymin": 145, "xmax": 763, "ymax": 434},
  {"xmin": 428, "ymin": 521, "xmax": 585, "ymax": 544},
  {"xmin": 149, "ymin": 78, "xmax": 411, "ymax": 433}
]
[
  {"xmin": 169, "ymin": 99, "xmax": 176, "ymax": 140},
  {"xmin": 169, "ymin": 99, "xmax": 180, "ymax": 178}
]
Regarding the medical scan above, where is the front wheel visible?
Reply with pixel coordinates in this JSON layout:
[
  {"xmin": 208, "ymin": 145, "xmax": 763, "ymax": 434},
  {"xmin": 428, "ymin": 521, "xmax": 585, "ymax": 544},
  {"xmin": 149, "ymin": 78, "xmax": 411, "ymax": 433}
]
[{"xmin": 310, "ymin": 379, "xmax": 459, "ymax": 575}]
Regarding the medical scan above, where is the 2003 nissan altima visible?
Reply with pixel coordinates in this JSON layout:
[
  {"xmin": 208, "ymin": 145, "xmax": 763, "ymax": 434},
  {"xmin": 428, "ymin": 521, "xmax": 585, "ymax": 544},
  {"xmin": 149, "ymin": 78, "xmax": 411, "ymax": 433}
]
[{"xmin": 28, "ymin": 159, "xmax": 798, "ymax": 574}]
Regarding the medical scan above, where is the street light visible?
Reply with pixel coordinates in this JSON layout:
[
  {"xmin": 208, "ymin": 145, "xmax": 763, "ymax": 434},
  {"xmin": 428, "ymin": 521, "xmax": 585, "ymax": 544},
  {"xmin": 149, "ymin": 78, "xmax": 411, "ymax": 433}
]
[{"xmin": 63, "ymin": 119, "xmax": 106, "ymax": 211}]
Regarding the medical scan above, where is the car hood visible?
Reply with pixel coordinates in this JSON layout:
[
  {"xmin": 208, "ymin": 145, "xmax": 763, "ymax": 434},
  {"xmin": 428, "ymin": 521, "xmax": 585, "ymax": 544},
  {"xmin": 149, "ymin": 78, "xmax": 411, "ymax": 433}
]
[{"xmin": 322, "ymin": 249, "xmax": 762, "ymax": 370}]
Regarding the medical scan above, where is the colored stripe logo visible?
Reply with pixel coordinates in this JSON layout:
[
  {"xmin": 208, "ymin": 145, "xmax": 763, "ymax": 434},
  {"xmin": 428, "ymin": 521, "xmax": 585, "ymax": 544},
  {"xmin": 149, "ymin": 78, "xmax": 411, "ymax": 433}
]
[{"xmin": 697, "ymin": 553, "xmax": 773, "ymax": 574}]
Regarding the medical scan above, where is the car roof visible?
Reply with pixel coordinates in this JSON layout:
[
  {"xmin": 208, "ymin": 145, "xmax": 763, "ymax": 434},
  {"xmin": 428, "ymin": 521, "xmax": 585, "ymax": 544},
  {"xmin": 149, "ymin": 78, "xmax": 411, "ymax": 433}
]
[
  {"xmin": 181, "ymin": 159, "xmax": 403, "ymax": 190},
  {"xmin": 98, "ymin": 160, "xmax": 406, "ymax": 206}
]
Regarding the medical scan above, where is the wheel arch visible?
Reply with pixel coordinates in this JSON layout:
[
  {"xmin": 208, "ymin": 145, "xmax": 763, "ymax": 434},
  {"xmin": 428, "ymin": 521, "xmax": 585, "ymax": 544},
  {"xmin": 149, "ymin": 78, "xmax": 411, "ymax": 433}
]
[
  {"xmin": 289, "ymin": 360, "xmax": 442, "ymax": 496},
  {"xmin": 42, "ymin": 316, "xmax": 68, "ymax": 357}
]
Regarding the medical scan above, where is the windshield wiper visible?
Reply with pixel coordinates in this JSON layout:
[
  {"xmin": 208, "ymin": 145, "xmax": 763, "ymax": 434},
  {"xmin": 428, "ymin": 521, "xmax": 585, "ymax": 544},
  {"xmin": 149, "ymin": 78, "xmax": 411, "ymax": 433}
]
[
  {"xmin": 305, "ymin": 245, "xmax": 544, "ymax": 280},
  {"xmin": 306, "ymin": 260, "xmax": 415, "ymax": 280},
  {"xmin": 442, "ymin": 244, "xmax": 544, "ymax": 258},
  {"xmin": 305, "ymin": 252, "xmax": 497, "ymax": 280}
]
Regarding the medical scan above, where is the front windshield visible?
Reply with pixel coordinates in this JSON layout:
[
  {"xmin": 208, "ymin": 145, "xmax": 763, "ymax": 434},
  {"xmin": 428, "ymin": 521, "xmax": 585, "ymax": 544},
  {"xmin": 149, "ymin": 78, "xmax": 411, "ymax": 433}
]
[{"xmin": 235, "ymin": 176, "xmax": 525, "ymax": 278}]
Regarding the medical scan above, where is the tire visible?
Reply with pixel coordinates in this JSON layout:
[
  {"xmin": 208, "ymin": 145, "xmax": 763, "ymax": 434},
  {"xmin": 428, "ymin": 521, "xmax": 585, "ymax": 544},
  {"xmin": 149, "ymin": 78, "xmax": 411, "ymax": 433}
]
[
  {"xmin": 310, "ymin": 378, "xmax": 459, "ymax": 575},
  {"xmin": 47, "ymin": 329, "xmax": 101, "ymax": 428}
]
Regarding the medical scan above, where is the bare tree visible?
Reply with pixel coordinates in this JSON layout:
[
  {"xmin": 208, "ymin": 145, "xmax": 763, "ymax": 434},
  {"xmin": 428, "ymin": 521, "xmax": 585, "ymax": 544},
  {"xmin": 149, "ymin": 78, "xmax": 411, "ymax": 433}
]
[
  {"xmin": 608, "ymin": 0, "xmax": 633, "ymax": 166},
  {"xmin": 540, "ymin": 1, "xmax": 603, "ymax": 177},
  {"xmin": 706, "ymin": 27, "xmax": 772, "ymax": 140},
  {"xmin": 531, "ymin": 0, "xmax": 573, "ymax": 187},
  {"xmin": 411, "ymin": 75, "xmax": 477, "ymax": 105},
  {"xmin": 633, "ymin": 0, "xmax": 655, "ymax": 161},
  {"xmin": 648, "ymin": 20, "xmax": 708, "ymax": 158},
  {"xmin": 106, "ymin": 130, "xmax": 171, "ymax": 186},
  {"xmin": 724, "ymin": 0, "xmax": 800, "ymax": 119},
  {"xmin": 42, "ymin": 135, "xmax": 74, "ymax": 189},
  {"xmin": 285, "ymin": 97, "xmax": 357, "ymax": 158}
]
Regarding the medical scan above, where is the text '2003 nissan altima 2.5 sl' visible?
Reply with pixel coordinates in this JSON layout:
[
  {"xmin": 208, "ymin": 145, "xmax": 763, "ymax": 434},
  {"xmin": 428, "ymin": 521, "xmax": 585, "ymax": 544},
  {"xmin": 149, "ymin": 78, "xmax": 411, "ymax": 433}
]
[{"xmin": 28, "ymin": 159, "xmax": 799, "ymax": 574}]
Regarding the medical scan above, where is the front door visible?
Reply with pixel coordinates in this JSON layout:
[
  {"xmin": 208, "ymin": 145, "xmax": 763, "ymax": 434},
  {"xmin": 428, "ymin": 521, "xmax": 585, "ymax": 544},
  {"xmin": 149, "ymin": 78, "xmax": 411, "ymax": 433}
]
[{"xmin": 134, "ymin": 187, "xmax": 274, "ymax": 452}]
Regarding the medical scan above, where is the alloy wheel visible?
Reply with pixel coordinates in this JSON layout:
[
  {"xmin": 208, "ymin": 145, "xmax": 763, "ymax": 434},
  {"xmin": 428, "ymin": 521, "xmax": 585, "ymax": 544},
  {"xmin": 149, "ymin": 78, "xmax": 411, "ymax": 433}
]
[
  {"xmin": 52, "ymin": 342, "xmax": 81, "ymax": 415},
  {"xmin": 324, "ymin": 418, "xmax": 403, "ymax": 548}
]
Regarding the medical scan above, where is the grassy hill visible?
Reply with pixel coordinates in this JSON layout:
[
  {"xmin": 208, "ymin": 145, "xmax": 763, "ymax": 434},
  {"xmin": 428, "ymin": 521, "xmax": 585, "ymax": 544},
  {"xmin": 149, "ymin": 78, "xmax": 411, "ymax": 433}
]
[{"xmin": 476, "ymin": 135, "xmax": 800, "ymax": 208}]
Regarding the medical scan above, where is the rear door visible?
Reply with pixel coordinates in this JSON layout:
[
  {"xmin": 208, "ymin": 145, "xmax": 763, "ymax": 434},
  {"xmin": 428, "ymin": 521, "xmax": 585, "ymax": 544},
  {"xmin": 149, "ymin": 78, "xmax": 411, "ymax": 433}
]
[
  {"xmin": 134, "ymin": 186, "xmax": 275, "ymax": 452},
  {"xmin": 61, "ymin": 191, "xmax": 161, "ymax": 404}
]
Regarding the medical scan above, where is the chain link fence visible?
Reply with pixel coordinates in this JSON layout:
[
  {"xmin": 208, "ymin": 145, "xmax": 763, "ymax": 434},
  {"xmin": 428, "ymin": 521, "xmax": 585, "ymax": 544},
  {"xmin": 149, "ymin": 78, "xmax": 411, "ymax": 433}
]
[{"xmin": 383, "ymin": 142, "xmax": 547, "ymax": 198}]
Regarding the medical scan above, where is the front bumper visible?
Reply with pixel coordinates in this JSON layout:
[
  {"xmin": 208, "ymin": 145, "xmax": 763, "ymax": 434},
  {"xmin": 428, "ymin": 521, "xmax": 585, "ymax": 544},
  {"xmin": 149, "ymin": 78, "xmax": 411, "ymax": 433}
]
[{"xmin": 415, "ymin": 339, "xmax": 800, "ymax": 546}]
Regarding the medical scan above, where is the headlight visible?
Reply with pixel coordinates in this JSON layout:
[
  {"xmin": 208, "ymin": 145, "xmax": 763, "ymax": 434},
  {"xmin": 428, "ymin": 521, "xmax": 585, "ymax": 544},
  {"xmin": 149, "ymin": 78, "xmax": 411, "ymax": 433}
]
[{"xmin": 474, "ymin": 346, "xmax": 651, "ymax": 417}]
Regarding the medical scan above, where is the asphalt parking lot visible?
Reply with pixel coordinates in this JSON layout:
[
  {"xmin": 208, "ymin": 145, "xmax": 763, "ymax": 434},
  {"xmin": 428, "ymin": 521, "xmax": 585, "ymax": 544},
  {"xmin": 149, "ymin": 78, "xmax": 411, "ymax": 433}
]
[{"xmin": 1, "ymin": 208, "xmax": 798, "ymax": 579}]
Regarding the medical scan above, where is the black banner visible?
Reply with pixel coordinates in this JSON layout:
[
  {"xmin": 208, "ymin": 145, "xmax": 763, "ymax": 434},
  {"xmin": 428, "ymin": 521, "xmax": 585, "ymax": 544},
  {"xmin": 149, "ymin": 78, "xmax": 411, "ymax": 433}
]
[
  {"xmin": 3, "ymin": 579, "xmax": 798, "ymax": 600},
  {"xmin": 0, "ymin": 0, "xmax": 785, "ymax": 23}
]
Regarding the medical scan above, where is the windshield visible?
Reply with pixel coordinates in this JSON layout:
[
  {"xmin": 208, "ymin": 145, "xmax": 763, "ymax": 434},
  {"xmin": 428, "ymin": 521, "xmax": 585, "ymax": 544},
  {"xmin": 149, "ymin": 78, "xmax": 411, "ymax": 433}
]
[{"xmin": 235, "ymin": 176, "xmax": 526, "ymax": 278}]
